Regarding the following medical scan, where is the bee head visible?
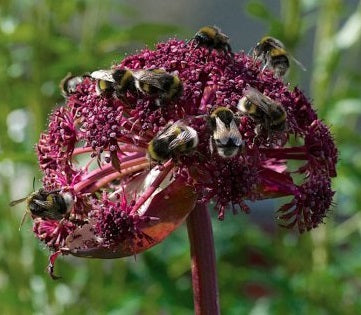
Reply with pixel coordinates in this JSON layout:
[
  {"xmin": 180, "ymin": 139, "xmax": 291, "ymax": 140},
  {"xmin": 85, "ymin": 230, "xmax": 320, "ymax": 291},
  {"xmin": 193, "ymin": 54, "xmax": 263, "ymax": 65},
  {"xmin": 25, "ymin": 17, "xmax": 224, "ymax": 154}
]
[
  {"xmin": 195, "ymin": 26, "xmax": 217, "ymax": 42},
  {"xmin": 210, "ymin": 107, "xmax": 235, "ymax": 128}
]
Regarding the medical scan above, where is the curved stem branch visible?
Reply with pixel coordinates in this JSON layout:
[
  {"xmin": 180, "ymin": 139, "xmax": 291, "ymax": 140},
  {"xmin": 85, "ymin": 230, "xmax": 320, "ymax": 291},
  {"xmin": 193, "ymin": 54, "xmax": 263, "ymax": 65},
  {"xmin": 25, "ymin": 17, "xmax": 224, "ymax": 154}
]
[{"xmin": 186, "ymin": 202, "xmax": 220, "ymax": 315}]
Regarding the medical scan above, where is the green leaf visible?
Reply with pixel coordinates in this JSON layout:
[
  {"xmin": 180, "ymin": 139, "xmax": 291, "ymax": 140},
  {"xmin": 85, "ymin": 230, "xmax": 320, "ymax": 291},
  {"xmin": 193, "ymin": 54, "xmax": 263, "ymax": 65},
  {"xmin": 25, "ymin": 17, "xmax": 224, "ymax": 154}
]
[
  {"xmin": 326, "ymin": 98, "xmax": 361, "ymax": 124},
  {"xmin": 246, "ymin": 1, "xmax": 271, "ymax": 20}
]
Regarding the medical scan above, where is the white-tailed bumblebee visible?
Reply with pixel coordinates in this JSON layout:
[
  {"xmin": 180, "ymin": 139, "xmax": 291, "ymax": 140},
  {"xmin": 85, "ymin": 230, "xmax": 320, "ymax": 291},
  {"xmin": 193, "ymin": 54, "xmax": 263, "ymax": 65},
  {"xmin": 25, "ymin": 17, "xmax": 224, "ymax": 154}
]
[
  {"xmin": 10, "ymin": 189, "xmax": 74, "ymax": 226},
  {"xmin": 60, "ymin": 73, "xmax": 90, "ymax": 97},
  {"xmin": 90, "ymin": 69, "xmax": 135, "ymax": 97},
  {"xmin": 237, "ymin": 86, "xmax": 287, "ymax": 138},
  {"xmin": 91, "ymin": 68, "xmax": 182, "ymax": 106},
  {"xmin": 132, "ymin": 69, "xmax": 183, "ymax": 106},
  {"xmin": 188, "ymin": 25, "xmax": 232, "ymax": 55},
  {"xmin": 208, "ymin": 107, "xmax": 243, "ymax": 158},
  {"xmin": 253, "ymin": 36, "xmax": 305, "ymax": 77},
  {"xmin": 147, "ymin": 121, "xmax": 199, "ymax": 162}
]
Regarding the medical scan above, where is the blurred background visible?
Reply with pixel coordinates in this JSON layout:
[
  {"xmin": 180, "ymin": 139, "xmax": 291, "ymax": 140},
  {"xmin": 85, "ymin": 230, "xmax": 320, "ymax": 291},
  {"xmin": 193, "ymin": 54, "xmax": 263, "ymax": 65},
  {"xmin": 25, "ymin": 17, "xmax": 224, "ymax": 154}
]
[{"xmin": 1, "ymin": 0, "xmax": 361, "ymax": 314}]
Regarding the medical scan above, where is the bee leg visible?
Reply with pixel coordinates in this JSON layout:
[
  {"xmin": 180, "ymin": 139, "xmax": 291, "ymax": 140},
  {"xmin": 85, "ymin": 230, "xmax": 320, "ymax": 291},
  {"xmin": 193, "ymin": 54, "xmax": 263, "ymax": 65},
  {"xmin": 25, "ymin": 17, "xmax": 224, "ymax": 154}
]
[
  {"xmin": 18, "ymin": 211, "xmax": 29, "ymax": 231},
  {"xmin": 209, "ymin": 137, "xmax": 215, "ymax": 155},
  {"xmin": 116, "ymin": 93, "xmax": 134, "ymax": 109},
  {"xmin": 155, "ymin": 98, "xmax": 162, "ymax": 107},
  {"xmin": 129, "ymin": 119, "xmax": 143, "ymax": 138},
  {"xmin": 96, "ymin": 152, "xmax": 103, "ymax": 169},
  {"xmin": 185, "ymin": 38, "xmax": 194, "ymax": 46},
  {"xmin": 226, "ymin": 44, "xmax": 234, "ymax": 58},
  {"xmin": 47, "ymin": 251, "xmax": 62, "ymax": 280},
  {"xmin": 252, "ymin": 125, "xmax": 262, "ymax": 145}
]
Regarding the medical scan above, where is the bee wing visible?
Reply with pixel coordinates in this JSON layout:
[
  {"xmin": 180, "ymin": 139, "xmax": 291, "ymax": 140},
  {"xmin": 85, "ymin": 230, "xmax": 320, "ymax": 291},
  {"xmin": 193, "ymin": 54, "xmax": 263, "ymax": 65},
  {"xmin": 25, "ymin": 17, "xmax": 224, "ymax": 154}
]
[
  {"xmin": 290, "ymin": 55, "xmax": 307, "ymax": 71},
  {"xmin": 228, "ymin": 120, "xmax": 243, "ymax": 146},
  {"xmin": 243, "ymin": 87, "xmax": 275, "ymax": 116},
  {"xmin": 90, "ymin": 70, "xmax": 115, "ymax": 82},
  {"xmin": 133, "ymin": 70, "xmax": 166, "ymax": 91},
  {"xmin": 168, "ymin": 127, "xmax": 197, "ymax": 150},
  {"xmin": 9, "ymin": 197, "xmax": 28, "ymax": 207},
  {"xmin": 268, "ymin": 37, "xmax": 285, "ymax": 49},
  {"xmin": 155, "ymin": 124, "xmax": 179, "ymax": 140},
  {"xmin": 213, "ymin": 117, "xmax": 230, "ymax": 144},
  {"xmin": 33, "ymin": 199, "xmax": 53, "ymax": 209}
]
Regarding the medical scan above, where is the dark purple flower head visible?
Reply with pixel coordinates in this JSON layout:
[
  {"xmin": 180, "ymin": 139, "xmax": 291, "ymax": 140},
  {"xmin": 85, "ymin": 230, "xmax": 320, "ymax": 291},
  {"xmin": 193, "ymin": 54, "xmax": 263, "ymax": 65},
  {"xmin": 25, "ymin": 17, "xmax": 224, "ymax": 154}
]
[
  {"xmin": 277, "ymin": 173, "xmax": 334, "ymax": 232},
  {"xmin": 94, "ymin": 192, "xmax": 156, "ymax": 250},
  {"xmin": 37, "ymin": 107, "xmax": 77, "ymax": 172},
  {"xmin": 31, "ymin": 38, "xmax": 337, "ymax": 276},
  {"xmin": 304, "ymin": 119, "xmax": 338, "ymax": 177}
]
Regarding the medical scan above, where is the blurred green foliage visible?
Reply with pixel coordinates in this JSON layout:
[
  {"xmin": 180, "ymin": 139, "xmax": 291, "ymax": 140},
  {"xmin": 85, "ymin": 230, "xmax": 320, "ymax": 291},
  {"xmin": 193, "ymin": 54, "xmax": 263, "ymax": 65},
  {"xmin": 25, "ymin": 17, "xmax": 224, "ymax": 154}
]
[{"xmin": 1, "ymin": 0, "xmax": 361, "ymax": 314}]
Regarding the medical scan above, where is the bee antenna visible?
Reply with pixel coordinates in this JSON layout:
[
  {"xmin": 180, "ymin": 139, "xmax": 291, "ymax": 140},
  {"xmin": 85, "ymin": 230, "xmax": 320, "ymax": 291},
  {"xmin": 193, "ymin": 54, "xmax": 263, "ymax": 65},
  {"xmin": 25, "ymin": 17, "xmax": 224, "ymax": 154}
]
[{"xmin": 32, "ymin": 177, "xmax": 36, "ymax": 191}]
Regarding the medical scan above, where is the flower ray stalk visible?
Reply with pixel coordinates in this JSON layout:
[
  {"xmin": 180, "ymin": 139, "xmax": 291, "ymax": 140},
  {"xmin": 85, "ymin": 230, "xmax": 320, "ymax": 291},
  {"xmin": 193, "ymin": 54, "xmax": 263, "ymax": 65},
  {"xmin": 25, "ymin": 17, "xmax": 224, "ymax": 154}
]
[{"xmin": 130, "ymin": 159, "xmax": 174, "ymax": 215}]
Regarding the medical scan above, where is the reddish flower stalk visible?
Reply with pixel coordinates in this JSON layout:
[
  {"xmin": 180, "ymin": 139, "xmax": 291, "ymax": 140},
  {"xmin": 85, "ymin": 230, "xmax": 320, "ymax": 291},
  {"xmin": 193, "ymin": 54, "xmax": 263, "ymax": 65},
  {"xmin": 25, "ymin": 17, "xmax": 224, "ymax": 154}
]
[
  {"xmin": 28, "ymin": 34, "xmax": 337, "ymax": 313},
  {"xmin": 187, "ymin": 203, "xmax": 220, "ymax": 315}
]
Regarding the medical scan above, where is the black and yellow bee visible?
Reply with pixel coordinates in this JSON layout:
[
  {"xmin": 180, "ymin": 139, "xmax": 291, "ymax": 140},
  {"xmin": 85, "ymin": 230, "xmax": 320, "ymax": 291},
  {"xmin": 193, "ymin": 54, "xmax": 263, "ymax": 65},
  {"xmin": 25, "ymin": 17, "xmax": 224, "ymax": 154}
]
[
  {"xmin": 237, "ymin": 86, "xmax": 287, "ymax": 137},
  {"xmin": 188, "ymin": 25, "xmax": 232, "ymax": 55},
  {"xmin": 90, "ymin": 69, "xmax": 135, "ymax": 97},
  {"xmin": 253, "ymin": 36, "xmax": 305, "ymax": 77},
  {"xmin": 10, "ymin": 189, "xmax": 74, "ymax": 226},
  {"xmin": 147, "ymin": 121, "xmax": 199, "ymax": 162},
  {"xmin": 91, "ymin": 68, "xmax": 183, "ymax": 106},
  {"xmin": 133, "ymin": 69, "xmax": 183, "ymax": 106},
  {"xmin": 208, "ymin": 107, "xmax": 243, "ymax": 158},
  {"xmin": 60, "ymin": 73, "xmax": 90, "ymax": 97}
]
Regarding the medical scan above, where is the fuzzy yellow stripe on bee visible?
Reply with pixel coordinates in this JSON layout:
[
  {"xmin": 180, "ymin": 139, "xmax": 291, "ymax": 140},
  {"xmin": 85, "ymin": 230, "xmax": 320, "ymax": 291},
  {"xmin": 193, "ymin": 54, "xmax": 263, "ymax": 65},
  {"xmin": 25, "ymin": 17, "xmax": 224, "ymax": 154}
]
[
  {"xmin": 201, "ymin": 27, "xmax": 217, "ymax": 37},
  {"xmin": 174, "ymin": 127, "xmax": 182, "ymax": 136},
  {"xmin": 273, "ymin": 111, "xmax": 287, "ymax": 124},
  {"xmin": 270, "ymin": 48, "xmax": 287, "ymax": 57},
  {"xmin": 120, "ymin": 71, "xmax": 133, "ymax": 86},
  {"xmin": 147, "ymin": 140, "xmax": 162, "ymax": 161},
  {"xmin": 152, "ymin": 69, "xmax": 166, "ymax": 74},
  {"xmin": 142, "ymin": 83, "xmax": 150, "ymax": 93},
  {"xmin": 99, "ymin": 80, "xmax": 108, "ymax": 90},
  {"xmin": 260, "ymin": 36, "xmax": 271, "ymax": 43}
]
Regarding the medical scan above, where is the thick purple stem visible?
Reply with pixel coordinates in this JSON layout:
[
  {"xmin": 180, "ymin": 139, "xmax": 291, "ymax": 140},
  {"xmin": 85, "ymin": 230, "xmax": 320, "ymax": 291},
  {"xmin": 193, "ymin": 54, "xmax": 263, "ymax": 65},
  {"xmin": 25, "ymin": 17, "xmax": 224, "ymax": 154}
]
[{"xmin": 186, "ymin": 202, "xmax": 220, "ymax": 315}]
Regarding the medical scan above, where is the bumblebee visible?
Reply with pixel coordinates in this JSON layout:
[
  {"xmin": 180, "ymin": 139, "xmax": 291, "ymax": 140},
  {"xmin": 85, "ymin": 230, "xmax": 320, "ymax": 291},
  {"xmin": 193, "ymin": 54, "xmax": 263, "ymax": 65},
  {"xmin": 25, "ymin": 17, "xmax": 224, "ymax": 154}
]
[
  {"xmin": 253, "ymin": 36, "xmax": 305, "ymax": 77},
  {"xmin": 60, "ymin": 73, "xmax": 90, "ymax": 97},
  {"xmin": 147, "ymin": 121, "xmax": 199, "ymax": 162},
  {"xmin": 132, "ymin": 69, "xmax": 183, "ymax": 106},
  {"xmin": 90, "ymin": 68, "xmax": 135, "ymax": 97},
  {"xmin": 188, "ymin": 25, "xmax": 232, "ymax": 55},
  {"xmin": 237, "ymin": 86, "xmax": 287, "ymax": 137},
  {"xmin": 10, "ymin": 189, "xmax": 74, "ymax": 226},
  {"xmin": 208, "ymin": 107, "xmax": 243, "ymax": 158},
  {"xmin": 91, "ymin": 68, "xmax": 182, "ymax": 106}
]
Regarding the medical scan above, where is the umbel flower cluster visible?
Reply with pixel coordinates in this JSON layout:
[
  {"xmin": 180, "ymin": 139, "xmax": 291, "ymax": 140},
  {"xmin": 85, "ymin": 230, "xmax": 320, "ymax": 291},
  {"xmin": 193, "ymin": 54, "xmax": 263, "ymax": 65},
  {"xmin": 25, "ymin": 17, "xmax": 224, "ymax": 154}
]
[{"xmin": 31, "ymin": 27, "xmax": 337, "ymax": 277}]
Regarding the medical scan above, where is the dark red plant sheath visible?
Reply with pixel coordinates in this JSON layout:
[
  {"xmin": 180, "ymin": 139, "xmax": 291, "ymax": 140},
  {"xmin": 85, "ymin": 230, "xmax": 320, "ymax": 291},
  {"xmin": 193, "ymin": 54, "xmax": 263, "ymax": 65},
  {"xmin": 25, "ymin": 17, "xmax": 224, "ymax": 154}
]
[{"xmin": 187, "ymin": 203, "xmax": 220, "ymax": 315}]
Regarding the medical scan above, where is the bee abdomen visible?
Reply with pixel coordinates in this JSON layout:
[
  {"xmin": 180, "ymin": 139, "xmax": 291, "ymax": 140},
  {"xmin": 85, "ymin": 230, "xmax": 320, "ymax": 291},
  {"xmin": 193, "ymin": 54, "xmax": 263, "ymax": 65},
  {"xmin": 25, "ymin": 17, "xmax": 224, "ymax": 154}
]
[
  {"xmin": 270, "ymin": 55, "xmax": 289, "ymax": 76},
  {"xmin": 148, "ymin": 138, "xmax": 172, "ymax": 161}
]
